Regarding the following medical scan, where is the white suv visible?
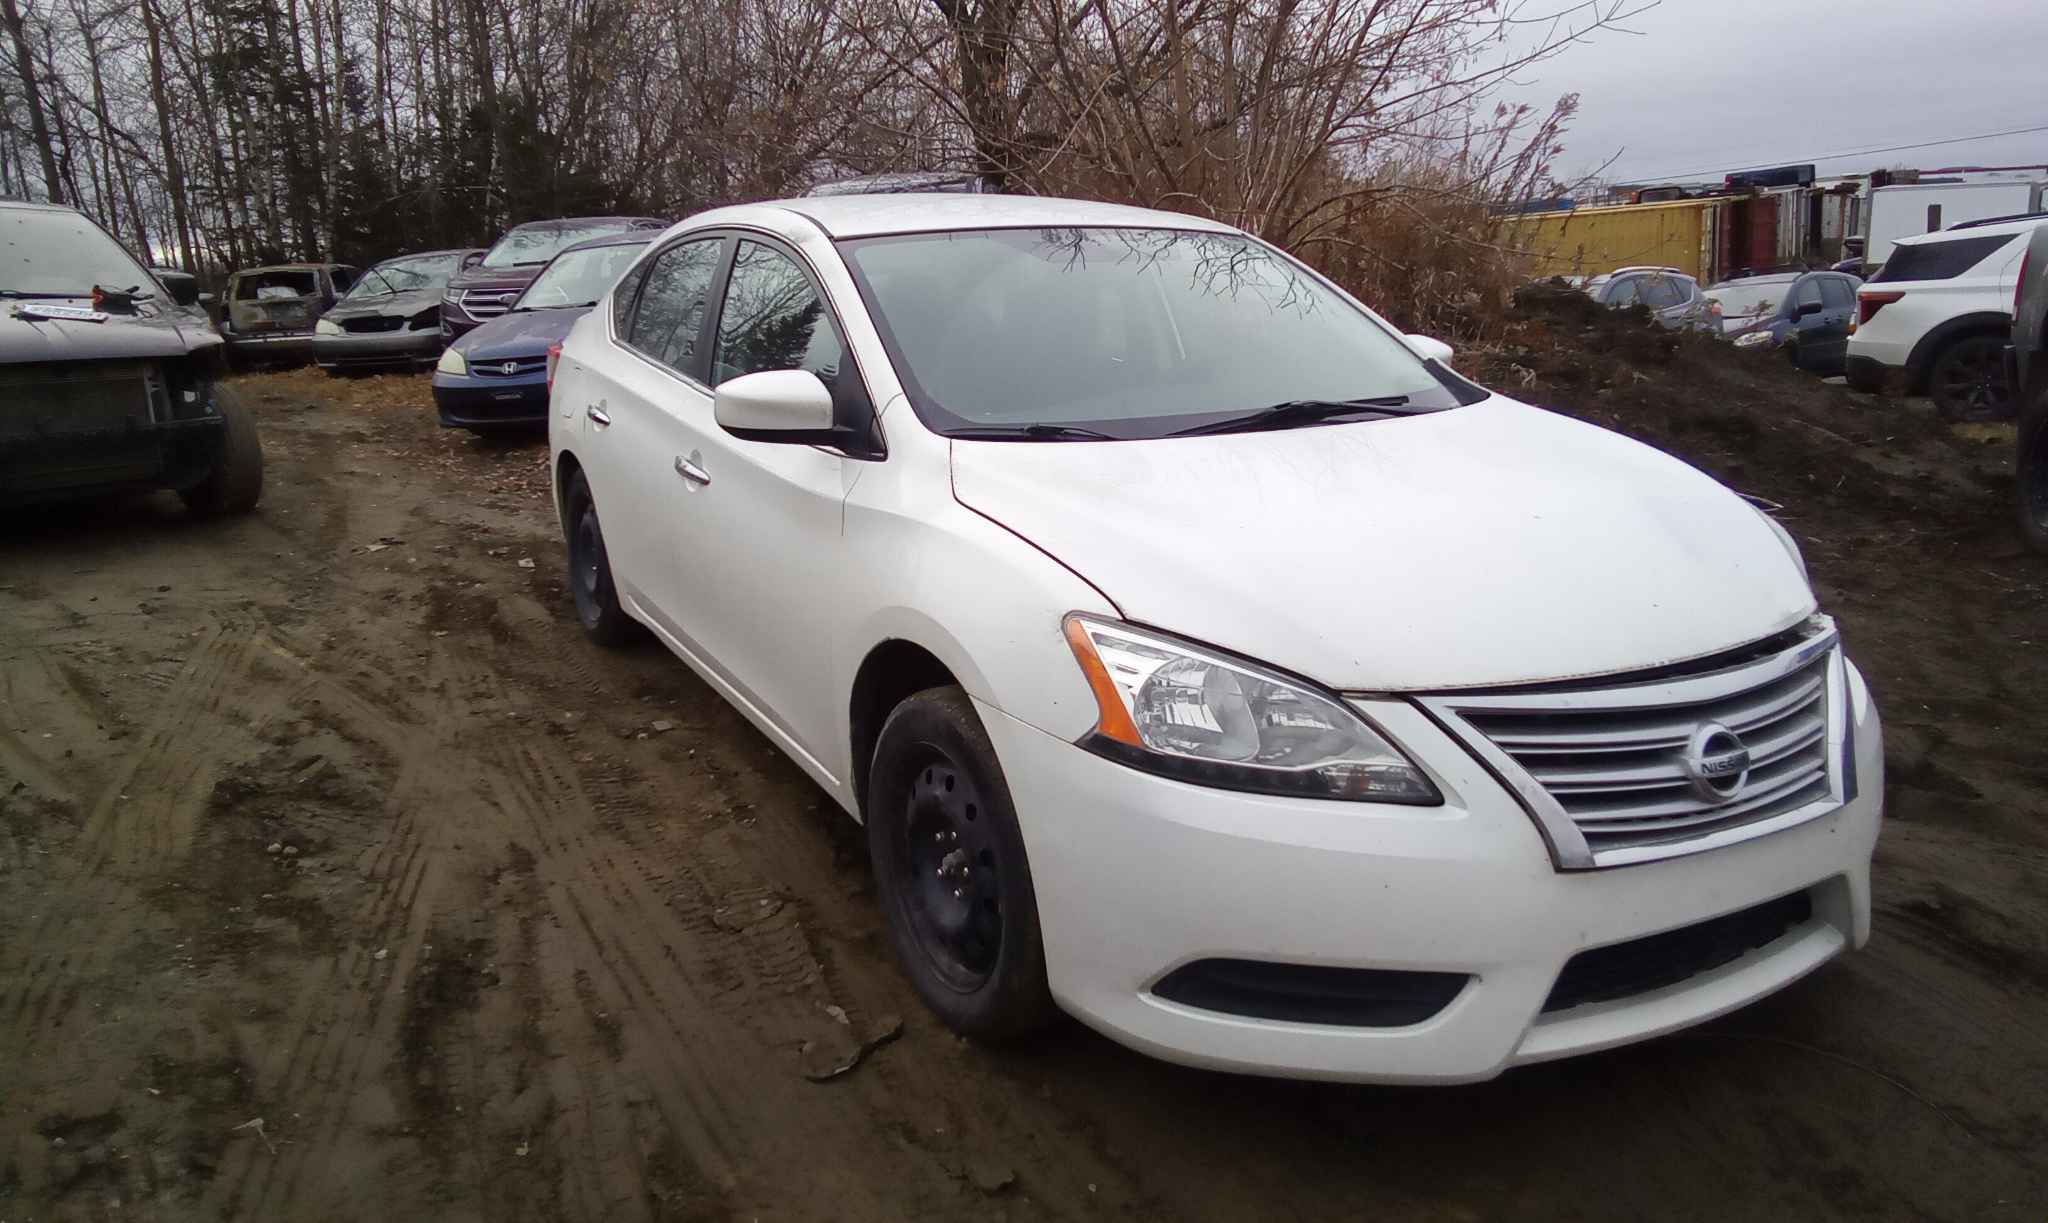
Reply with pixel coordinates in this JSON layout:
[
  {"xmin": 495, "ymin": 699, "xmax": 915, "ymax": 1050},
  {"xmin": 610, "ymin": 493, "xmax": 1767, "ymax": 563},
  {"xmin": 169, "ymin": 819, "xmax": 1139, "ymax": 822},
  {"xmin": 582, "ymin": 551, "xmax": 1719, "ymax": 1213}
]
[
  {"xmin": 548, "ymin": 195, "xmax": 1882, "ymax": 1083},
  {"xmin": 1846, "ymin": 216, "xmax": 2042, "ymax": 418}
]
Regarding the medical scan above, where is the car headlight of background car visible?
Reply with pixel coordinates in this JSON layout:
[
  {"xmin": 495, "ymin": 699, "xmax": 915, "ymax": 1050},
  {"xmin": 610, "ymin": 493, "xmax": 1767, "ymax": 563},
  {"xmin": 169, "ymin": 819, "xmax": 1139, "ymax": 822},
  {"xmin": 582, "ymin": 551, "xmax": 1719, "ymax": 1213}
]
[
  {"xmin": 1062, "ymin": 614, "xmax": 1440, "ymax": 804},
  {"xmin": 314, "ymin": 318, "xmax": 343, "ymax": 336},
  {"xmin": 436, "ymin": 347, "xmax": 468, "ymax": 376},
  {"xmin": 1732, "ymin": 329, "xmax": 1778, "ymax": 349}
]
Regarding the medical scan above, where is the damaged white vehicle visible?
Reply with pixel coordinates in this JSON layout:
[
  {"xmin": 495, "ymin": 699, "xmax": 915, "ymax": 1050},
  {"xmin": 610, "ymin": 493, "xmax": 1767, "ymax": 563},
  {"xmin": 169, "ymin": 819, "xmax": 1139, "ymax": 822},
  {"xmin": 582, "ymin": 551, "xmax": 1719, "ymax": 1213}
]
[{"xmin": 547, "ymin": 195, "xmax": 1882, "ymax": 1083}]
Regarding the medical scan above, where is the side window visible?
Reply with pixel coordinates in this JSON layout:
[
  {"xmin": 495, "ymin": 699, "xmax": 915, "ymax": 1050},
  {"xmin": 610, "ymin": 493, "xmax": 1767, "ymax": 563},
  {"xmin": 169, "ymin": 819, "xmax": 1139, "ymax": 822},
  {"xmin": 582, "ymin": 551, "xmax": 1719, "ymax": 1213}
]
[
  {"xmin": 1605, "ymin": 277, "xmax": 1641, "ymax": 307},
  {"xmin": 1819, "ymin": 277, "xmax": 1855, "ymax": 309},
  {"xmin": 1794, "ymin": 277, "xmax": 1824, "ymax": 309},
  {"xmin": 1639, "ymin": 276, "xmax": 1683, "ymax": 309},
  {"xmin": 330, "ymin": 267, "xmax": 357, "ymax": 293},
  {"xmin": 611, "ymin": 260, "xmax": 649, "ymax": 336},
  {"xmin": 711, "ymin": 240, "xmax": 846, "ymax": 389},
  {"xmin": 626, "ymin": 238, "xmax": 724, "ymax": 376}
]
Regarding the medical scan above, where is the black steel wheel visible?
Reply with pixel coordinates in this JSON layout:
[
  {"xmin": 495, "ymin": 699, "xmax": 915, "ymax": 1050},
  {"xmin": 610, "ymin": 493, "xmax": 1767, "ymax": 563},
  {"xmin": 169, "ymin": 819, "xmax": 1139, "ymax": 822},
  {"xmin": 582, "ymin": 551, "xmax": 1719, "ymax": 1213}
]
[
  {"xmin": 1927, "ymin": 335, "xmax": 2013, "ymax": 422},
  {"xmin": 2019, "ymin": 381, "xmax": 2048, "ymax": 554},
  {"xmin": 867, "ymin": 686, "xmax": 1055, "ymax": 1039},
  {"xmin": 562, "ymin": 470, "xmax": 636, "ymax": 646}
]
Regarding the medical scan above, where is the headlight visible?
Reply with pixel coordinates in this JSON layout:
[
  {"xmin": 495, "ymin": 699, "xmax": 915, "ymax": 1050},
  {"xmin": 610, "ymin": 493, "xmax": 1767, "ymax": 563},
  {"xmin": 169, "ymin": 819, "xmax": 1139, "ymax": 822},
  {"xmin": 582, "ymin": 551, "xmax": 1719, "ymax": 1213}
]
[
  {"xmin": 314, "ymin": 318, "xmax": 343, "ymax": 336},
  {"xmin": 1062, "ymin": 615, "xmax": 1440, "ymax": 804},
  {"xmin": 1732, "ymin": 329, "xmax": 1776, "ymax": 349},
  {"xmin": 1754, "ymin": 505, "xmax": 1809, "ymax": 584},
  {"xmin": 436, "ymin": 347, "xmax": 468, "ymax": 376}
]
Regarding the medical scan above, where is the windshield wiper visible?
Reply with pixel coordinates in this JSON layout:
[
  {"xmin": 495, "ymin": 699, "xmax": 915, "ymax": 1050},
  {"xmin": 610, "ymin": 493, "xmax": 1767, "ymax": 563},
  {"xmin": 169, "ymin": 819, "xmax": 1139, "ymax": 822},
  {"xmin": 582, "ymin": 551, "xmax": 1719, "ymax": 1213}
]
[
  {"xmin": 1171, "ymin": 395, "xmax": 1423, "ymax": 437},
  {"xmin": 947, "ymin": 424, "xmax": 1120, "ymax": 442}
]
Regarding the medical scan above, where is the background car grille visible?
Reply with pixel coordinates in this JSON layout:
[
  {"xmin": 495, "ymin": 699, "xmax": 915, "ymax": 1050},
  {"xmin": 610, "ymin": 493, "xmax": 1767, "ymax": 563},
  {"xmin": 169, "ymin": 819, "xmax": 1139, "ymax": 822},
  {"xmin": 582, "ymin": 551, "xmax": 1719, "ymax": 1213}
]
[
  {"xmin": 459, "ymin": 290, "xmax": 518, "ymax": 320},
  {"xmin": 341, "ymin": 315, "xmax": 406, "ymax": 333},
  {"xmin": 1420, "ymin": 622, "xmax": 1844, "ymax": 868}
]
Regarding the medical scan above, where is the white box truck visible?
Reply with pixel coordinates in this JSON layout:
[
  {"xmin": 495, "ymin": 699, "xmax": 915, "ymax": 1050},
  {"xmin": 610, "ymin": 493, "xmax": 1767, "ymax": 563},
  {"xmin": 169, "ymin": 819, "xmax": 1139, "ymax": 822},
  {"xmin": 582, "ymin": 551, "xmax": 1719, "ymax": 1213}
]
[{"xmin": 1866, "ymin": 179, "xmax": 2046, "ymax": 269}]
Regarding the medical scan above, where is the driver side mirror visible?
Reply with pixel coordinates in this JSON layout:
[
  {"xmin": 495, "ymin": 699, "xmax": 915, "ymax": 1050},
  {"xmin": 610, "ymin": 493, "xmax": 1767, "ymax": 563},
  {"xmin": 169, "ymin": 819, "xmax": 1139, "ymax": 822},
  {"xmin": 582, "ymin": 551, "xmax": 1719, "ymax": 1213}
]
[
  {"xmin": 714, "ymin": 369, "xmax": 838, "ymax": 444},
  {"xmin": 1405, "ymin": 333, "xmax": 1455, "ymax": 365},
  {"xmin": 1792, "ymin": 301, "xmax": 1823, "ymax": 319}
]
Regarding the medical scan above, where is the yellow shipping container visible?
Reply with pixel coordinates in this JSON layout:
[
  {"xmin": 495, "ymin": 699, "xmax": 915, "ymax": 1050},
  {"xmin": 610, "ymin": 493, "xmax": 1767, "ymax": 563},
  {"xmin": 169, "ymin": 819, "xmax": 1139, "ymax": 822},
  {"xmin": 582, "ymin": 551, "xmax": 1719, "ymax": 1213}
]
[{"xmin": 1505, "ymin": 199, "xmax": 1722, "ymax": 282}]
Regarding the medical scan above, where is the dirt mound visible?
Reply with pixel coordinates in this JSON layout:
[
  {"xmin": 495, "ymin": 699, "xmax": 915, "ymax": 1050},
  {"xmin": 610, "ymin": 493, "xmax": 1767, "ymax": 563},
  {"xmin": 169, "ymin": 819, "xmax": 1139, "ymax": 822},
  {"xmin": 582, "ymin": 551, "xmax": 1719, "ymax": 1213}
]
[{"xmin": 1467, "ymin": 287, "xmax": 2015, "ymax": 557}]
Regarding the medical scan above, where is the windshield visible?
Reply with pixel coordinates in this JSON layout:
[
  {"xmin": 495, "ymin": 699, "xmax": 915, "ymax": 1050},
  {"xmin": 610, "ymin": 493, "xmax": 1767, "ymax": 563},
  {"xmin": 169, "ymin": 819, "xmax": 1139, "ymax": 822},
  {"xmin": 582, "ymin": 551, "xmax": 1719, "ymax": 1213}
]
[
  {"xmin": 345, "ymin": 252, "xmax": 465, "ymax": 300},
  {"xmin": 516, "ymin": 242, "xmax": 649, "ymax": 310},
  {"xmin": 1704, "ymin": 277, "xmax": 1797, "ymax": 318},
  {"xmin": 839, "ymin": 227, "xmax": 1468, "ymax": 438},
  {"xmin": 1, "ymin": 207, "xmax": 153, "ymax": 297},
  {"xmin": 235, "ymin": 270, "xmax": 320, "ymax": 301},
  {"xmin": 482, "ymin": 222, "xmax": 639, "ymax": 269}
]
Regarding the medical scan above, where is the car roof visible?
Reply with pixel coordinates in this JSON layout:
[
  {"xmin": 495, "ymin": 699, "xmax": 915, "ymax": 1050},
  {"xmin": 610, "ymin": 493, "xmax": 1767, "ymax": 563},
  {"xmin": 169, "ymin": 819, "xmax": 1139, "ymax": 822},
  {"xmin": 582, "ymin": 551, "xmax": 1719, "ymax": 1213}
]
[
  {"xmin": 741, "ymin": 194, "xmax": 1242, "ymax": 240},
  {"xmin": 0, "ymin": 198, "xmax": 76, "ymax": 214},
  {"xmin": 231, "ymin": 263, "xmax": 342, "ymax": 274},
  {"xmin": 371, "ymin": 248, "xmax": 481, "ymax": 264},
  {"xmin": 505, "ymin": 215, "xmax": 664, "ymax": 231},
  {"xmin": 555, "ymin": 232, "xmax": 658, "ymax": 255},
  {"xmin": 1894, "ymin": 216, "xmax": 2047, "ymax": 246},
  {"xmin": 1708, "ymin": 273, "xmax": 1802, "ymax": 288}
]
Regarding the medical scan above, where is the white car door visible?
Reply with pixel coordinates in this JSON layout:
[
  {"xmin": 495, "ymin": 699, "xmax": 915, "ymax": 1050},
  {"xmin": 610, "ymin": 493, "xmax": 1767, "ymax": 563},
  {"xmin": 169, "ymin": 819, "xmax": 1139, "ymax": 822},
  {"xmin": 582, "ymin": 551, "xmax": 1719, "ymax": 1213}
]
[
  {"xmin": 655, "ymin": 236, "xmax": 878, "ymax": 775},
  {"xmin": 574, "ymin": 234, "xmax": 728, "ymax": 626}
]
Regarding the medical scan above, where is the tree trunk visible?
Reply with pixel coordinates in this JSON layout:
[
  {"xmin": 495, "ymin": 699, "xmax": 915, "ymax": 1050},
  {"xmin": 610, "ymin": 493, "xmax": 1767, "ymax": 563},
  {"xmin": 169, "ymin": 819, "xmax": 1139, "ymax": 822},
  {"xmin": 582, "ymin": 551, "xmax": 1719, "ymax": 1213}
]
[{"xmin": 0, "ymin": 0, "xmax": 62, "ymax": 202}]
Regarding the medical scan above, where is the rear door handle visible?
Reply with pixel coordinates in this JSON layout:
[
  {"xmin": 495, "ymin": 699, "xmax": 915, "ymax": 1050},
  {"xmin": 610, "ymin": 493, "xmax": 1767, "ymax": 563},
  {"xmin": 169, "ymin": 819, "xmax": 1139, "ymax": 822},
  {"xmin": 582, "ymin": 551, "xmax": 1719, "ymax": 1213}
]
[
  {"xmin": 674, "ymin": 455, "xmax": 710, "ymax": 486},
  {"xmin": 587, "ymin": 404, "xmax": 611, "ymax": 427}
]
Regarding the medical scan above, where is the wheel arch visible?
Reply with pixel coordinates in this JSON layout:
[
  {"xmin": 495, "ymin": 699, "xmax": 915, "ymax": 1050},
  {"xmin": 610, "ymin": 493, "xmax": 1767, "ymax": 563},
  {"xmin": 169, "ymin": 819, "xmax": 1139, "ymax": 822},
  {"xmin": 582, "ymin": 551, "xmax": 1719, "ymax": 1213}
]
[
  {"xmin": 847, "ymin": 638, "xmax": 963, "ymax": 822},
  {"xmin": 1904, "ymin": 311, "xmax": 2012, "ymax": 392},
  {"xmin": 553, "ymin": 447, "xmax": 584, "ymax": 533}
]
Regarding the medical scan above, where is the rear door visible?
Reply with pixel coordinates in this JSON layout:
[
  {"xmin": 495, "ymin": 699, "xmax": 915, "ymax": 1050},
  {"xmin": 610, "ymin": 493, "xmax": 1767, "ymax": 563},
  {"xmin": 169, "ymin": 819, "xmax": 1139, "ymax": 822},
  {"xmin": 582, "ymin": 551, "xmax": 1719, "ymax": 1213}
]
[
  {"xmin": 1808, "ymin": 276, "xmax": 1856, "ymax": 369},
  {"xmin": 572, "ymin": 235, "xmax": 729, "ymax": 622}
]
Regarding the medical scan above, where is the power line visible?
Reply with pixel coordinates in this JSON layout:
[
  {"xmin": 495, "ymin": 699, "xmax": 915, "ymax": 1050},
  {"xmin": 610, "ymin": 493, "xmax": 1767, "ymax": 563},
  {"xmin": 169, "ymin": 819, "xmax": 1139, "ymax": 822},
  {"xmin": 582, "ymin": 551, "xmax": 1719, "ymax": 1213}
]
[{"xmin": 1617, "ymin": 122, "xmax": 2048, "ymax": 184}]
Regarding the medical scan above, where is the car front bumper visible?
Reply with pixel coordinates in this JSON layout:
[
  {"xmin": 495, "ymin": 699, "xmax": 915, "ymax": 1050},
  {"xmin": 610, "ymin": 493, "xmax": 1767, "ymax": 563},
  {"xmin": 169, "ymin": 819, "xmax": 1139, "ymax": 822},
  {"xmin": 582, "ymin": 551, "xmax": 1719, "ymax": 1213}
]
[
  {"xmin": 223, "ymin": 330, "xmax": 314, "ymax": 364},
  {"xmin": 313, "ymin": 328, "xmax": 443, "ymax": 370},
  {"xmin": 432, "ymin": 372, "xmax": 548, "ymax": 428},
  {"xmin": 977, "ymin": 674, "xmax": 1882, "ymax": 1084}
]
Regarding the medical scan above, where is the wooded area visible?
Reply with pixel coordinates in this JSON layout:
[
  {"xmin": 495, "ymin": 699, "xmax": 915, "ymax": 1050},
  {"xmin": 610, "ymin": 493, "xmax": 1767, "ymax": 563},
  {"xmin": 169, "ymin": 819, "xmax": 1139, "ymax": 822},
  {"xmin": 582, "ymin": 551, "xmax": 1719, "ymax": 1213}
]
[{"xmin": 1, "ymin": 0, "xmax": 1628, "ymax": 333}]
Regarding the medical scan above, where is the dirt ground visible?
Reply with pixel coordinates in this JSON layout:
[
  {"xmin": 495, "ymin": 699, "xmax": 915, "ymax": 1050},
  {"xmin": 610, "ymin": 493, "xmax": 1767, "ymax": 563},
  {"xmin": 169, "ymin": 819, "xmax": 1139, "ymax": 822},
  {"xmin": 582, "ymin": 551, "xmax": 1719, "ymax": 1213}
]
[{"xmin": 2, "ymin": 317, "xmax": 2045, "ymax": 1221}]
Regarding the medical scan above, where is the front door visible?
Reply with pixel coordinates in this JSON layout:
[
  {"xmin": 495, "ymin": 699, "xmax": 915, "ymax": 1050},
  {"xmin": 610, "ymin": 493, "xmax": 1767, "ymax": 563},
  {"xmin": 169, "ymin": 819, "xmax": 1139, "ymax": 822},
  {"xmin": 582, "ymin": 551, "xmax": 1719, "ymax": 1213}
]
[{"xmin": 654, "ymin": 237, "xmax": 876, "ymax": 773}]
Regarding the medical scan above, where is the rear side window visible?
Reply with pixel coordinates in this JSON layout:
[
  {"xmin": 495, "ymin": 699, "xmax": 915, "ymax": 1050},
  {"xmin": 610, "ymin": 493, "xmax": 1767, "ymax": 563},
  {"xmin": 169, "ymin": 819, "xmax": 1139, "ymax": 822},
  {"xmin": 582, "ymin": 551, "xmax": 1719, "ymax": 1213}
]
[
  {"xmin": 1638, "ymin": 277, "xmax": 1685, "ymax": 309},
  {"xmin": 1605, "ymin": 278, "xmax": 1641, "ymax": 307},
  {"xmin": 1870, "ymin": 234, "xmax": 2017, "ymax": 283},
  {"xmin": 625, "ymin": 238, "xmax": 724, "ymax": 377},
  {"xmin": 1819, "ymin": 277, "xmax": 1855, "ymax": 309}
]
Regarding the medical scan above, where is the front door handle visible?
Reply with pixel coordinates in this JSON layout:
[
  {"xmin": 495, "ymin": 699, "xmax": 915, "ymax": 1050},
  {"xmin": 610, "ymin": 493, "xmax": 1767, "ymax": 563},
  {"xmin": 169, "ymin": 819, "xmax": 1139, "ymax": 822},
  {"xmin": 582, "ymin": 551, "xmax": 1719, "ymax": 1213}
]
[
  {"xmin": 674, "ymin": 455, "xmax": 711, "ymax": 486},
  {"xmin": 587, "ymin": 404, "xmax": 611, "ymax": 427}
]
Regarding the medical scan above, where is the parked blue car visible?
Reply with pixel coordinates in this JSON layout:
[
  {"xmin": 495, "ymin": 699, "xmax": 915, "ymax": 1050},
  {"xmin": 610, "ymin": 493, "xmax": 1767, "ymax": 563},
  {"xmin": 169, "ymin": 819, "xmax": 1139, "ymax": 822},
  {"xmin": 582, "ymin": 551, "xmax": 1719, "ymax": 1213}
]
[
  {"xmin": 1705, "ymin": 270, "xmax": 1862, "ymax": 375},
  {"xmin": 432, "ymin": 232, "xmax": 654, "ymax": 432}
]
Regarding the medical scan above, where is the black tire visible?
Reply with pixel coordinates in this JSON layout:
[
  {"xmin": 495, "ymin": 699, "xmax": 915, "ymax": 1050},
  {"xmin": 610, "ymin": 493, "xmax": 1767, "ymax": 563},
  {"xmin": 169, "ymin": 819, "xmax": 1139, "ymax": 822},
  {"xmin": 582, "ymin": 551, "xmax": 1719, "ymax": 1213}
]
[
  {"xmin": 562, "ymin": 469, "xmax": 637, "ymax": 646},
  {"xmin": 180, "ymin": 384, "xmax": 263, "ymax": 516},
  {"xmin": 1927, "ymin": 334, "xmax": 2013, "ymax": 422},
  {"xmin": 866, "ymin": 686, "xmax": 1056, "ymax": 1040},
  {"xmin": 2018, "ymin": 380, "xmax": 2048, "ymax": 554}
]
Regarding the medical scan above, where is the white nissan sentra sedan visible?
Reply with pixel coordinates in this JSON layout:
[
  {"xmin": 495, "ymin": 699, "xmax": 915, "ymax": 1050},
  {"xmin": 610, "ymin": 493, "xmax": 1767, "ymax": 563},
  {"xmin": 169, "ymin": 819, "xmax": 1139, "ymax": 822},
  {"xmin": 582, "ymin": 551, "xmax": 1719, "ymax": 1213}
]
[{"xmin": 546, "ymin": 194, "xmax": 1883, "ymax": 1083}]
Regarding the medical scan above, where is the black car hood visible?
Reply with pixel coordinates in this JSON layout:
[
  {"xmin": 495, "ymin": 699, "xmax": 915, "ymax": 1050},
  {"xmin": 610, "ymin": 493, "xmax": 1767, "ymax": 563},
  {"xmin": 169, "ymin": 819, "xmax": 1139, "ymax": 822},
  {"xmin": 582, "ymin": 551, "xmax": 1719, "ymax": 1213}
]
[
  {"xmin": 3, "ymin": 296, "xmax": 220, "ymax": 363},
  {"xmin": 327, "ymin": 286, "xmax": 443, "ymax": 323},
  {"xmin": 453, "ymin": 306, "xmax": 588, "ymax": 362}
]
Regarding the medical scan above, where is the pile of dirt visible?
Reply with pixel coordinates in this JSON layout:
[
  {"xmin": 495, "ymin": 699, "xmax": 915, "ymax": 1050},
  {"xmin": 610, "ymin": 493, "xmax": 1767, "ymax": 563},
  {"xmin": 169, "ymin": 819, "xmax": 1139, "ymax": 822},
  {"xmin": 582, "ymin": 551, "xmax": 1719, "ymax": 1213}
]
[{"xmin": 1468, "ymin": 283, "xmax": 2016, "ymax": 559}]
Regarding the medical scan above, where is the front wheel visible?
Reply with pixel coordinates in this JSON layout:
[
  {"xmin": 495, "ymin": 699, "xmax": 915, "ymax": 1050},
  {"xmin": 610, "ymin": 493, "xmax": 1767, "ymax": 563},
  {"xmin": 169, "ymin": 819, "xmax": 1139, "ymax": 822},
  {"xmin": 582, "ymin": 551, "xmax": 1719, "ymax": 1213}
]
[
  {"xmin": 1927, "ymin": 335, "xmax": 2013, "ymax": 421},
  {"xmin": 866, "ymin": 686, "xmax": 1056, "ymax": 1040},
  {"xmin": 562, "ymin": 470, "xmax": 638, "ymax": 646},
  {"xmin": 180, "ymin": 385, "xmax": 263, "ymax": 516},
  {"xmin": 2018, "ymin": 381, "xmax": 2048, "ymax": 554}
]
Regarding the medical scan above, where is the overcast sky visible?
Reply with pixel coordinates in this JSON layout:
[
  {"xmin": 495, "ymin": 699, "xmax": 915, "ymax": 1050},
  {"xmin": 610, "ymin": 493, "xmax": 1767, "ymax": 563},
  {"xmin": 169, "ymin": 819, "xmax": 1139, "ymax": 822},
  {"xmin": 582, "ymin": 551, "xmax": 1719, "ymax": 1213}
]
[{"xmin": 1494, "ymin": 0, "xmax": 2048, "ymax": 186}]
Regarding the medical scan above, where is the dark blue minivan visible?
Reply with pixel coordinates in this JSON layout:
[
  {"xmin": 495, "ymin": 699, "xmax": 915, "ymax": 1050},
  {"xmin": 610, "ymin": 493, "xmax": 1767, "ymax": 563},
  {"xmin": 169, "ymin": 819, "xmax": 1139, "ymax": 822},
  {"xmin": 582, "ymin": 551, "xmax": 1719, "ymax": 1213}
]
[{"xmin": 432, "ymin": 232, "xmax": 653, "ymax": 432}]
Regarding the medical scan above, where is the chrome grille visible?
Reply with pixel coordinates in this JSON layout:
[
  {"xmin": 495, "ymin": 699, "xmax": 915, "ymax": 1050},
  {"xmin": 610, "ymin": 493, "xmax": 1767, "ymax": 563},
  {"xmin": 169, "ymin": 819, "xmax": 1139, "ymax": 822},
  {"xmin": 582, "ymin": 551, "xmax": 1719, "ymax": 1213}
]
[
  {"xmin": 471, "ymin": 356, "xmax": 546, "ymax": 378},
  {"xmin": 1420, "ymin": 620, "xmax": 1849, "ymax": 869},
  {"xmin": 459, "ymin": 289, "xmax": 518, "ymax": 320}
]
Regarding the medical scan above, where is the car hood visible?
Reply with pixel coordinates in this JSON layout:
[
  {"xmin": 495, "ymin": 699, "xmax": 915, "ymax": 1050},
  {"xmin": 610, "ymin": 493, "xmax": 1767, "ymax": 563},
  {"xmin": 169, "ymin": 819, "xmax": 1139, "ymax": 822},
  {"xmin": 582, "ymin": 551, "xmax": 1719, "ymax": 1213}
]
[
  {"xmin": 949, "ymin": 396, "xmax": 1814, "ymax": 691},
  {"xmin": 328, "ymin": 286, "xmax": 442, "ymax": 322},
  {"xmin": 445, "ymin": 265, "xmax": 544, "ymax": 295},
  {"xmin": 2, "ymin": 297, "xmax": 220, "ymax": 362},
  {"xmin": 453, "ymin": 306, "xmax": 586, "ymax": 361}
]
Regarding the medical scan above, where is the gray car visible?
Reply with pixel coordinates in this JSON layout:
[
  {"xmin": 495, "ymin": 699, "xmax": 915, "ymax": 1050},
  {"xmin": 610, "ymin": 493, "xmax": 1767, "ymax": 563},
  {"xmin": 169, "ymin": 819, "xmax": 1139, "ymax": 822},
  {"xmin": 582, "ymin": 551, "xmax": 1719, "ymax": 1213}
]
[
  {"xmin": 312, "ymin": 248, "xmax": 482, "ymax": 375},
  {"xmin": 2010, "ymin": 222, "xmax": 2048, "ymax": 552},
  {"xmin": 1584, "ymin": 266, "xmax": 1711, "ymax": 330}
]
